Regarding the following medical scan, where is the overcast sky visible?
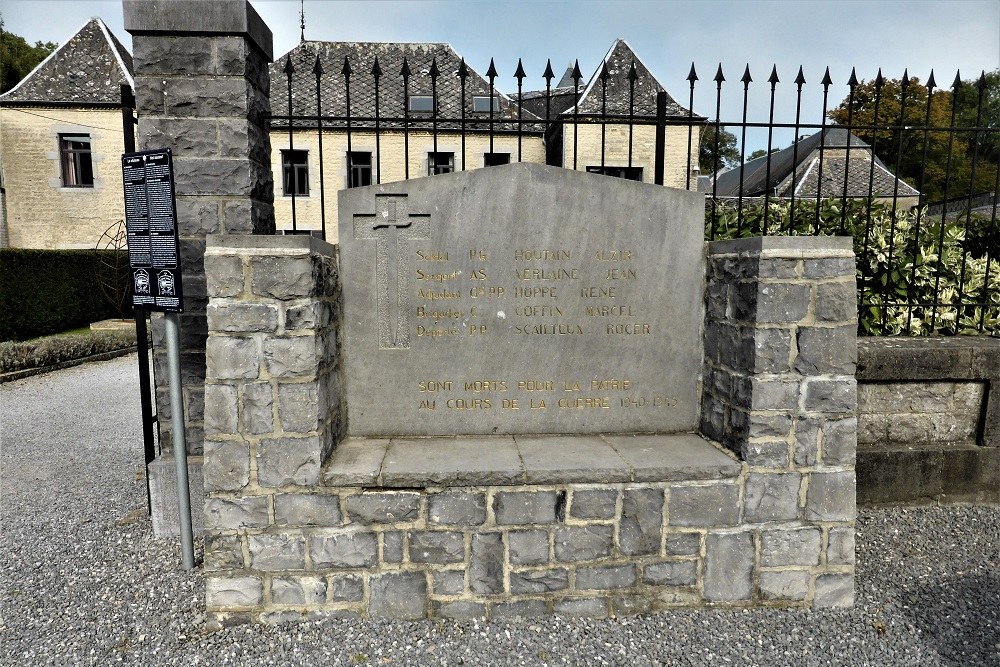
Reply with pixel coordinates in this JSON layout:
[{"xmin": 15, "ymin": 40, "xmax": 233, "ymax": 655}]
[{"xmin": 3, "ymin": 0, "xmax": 999, "ymax": 151}]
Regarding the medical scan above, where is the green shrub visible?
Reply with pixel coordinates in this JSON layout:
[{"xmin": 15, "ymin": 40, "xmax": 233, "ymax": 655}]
[
  {"xmin": 0, "ymin": 249, "xmax": 132, "ymax": 341},
  {"xmin": 707, "ymin": 199, "xmax": 1000, "ymax": 335},
  {"xmin": 0, "ymin": 329, "xmax": 137, "ymax": 373}
]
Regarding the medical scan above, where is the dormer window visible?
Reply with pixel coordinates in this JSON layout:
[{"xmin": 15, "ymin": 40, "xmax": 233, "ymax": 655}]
[
  {"xmin": 408, "ymin": 95, "xmax": 435, "ymax": 113},
  {"xmin": 472, "ymin": 95, "xmax": 500, "ymax": 113}
]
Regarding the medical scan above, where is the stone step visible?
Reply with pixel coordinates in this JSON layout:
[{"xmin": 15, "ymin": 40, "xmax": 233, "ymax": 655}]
[{"xmin": 322, "ymin": 433, "xmax": 742, "ymax": 488}]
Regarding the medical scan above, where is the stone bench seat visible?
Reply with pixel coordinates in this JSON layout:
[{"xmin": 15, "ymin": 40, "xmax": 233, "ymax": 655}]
[{"xmin": 322, "ymin": 433, "xmax": 742, "ymax": 488}]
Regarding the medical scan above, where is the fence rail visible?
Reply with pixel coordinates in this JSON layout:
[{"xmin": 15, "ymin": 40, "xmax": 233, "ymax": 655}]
[{"xmin": 267, "ymin": 47, "xmax": 999, "ymax": 336}]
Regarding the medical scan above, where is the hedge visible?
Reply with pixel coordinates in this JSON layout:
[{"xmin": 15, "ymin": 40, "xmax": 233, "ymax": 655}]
[{"xmin": 0, "ymin": 249, "xmax": 132, "ymax": 341}]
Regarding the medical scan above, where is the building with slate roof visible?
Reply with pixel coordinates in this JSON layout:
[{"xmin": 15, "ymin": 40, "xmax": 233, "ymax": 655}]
[
  {"xmin": 267, "ymin": 40, "xmax": 548, "ymax": 236},
  {"xmin": 711, "ymin": 127, "xmax": 921, "ymax": 208},
  {"xmin": 0, "ymin": 18, "xmax": 133, "ymax": 248}
]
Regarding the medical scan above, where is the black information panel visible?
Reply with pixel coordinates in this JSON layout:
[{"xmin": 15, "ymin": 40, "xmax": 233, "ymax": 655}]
[{"xmin": 122, "ymin": 149, "xmax": 184, "ymax": 312}]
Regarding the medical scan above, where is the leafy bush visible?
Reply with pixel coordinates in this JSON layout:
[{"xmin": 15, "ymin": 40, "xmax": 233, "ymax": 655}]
[
  {"xmin": 0, "ymin": 249, "xmax": 132, "ymax": 341},
  {"xmin": 707, "ymin": 199, "xmax": 1000, "ymax": 335},
  {"xmin": 0, "ymin": 329, "xmax": 137, "ymax": 373}
]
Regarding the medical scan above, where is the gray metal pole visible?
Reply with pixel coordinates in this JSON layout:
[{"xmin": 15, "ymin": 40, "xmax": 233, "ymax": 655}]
[{"xmin": 165, "ymin": 312, "xmax": 195, "ymax": 569}]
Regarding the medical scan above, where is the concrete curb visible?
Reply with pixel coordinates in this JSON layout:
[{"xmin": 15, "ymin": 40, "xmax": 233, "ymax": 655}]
[{"xmin": 0, "ymin": 346, "xmax": 139, "ymax": 384}]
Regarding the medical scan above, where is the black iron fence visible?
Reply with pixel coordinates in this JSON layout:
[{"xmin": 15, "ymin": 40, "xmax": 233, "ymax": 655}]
[{"xmin": 268, "ymin": 47, "xmax": 999, "ymax": 336}]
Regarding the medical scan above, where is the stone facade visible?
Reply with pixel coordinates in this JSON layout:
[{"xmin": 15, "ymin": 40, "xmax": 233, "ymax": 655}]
[
  {"xmin": 0, "ymin": 107, "xmax": 127, "ymax": 249},
  {"xmin": 202, "ymin": 234, "xmax": 858, "ymax": 623}
]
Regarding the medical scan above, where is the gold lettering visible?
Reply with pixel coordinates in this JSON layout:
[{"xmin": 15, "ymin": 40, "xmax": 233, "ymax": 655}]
[
  {"xmin": 606, "ymin": 267, "xmax": 637, "ymax": 280},
  {"xmin": 418, "ymin": 381, "xmax": 453, "ymax": 392},
  {"xmin": 514, "ymin": 249, "xmax": 572, "ymax": 261},
  {"xmin": 581, "ymin": 286, "xmax": 617, "ymax": 298},
  {"xmin": 605, "ymin": 323, "xmax": 652, "ymax": 335}
]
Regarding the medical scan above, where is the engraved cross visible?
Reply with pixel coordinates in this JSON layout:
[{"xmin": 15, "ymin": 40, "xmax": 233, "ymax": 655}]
[{"xmin": 354, "ymin": 194, "xmax": 430, "ymax": 349}]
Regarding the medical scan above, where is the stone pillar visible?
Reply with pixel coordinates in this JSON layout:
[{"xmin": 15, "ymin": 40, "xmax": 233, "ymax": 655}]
[
  {"xmin": 125, "ymin": 0, "xmax": 275, "ymax": 459},
  {"xmin": 701, "ymin": 236, "xmax": 858, "ymax": 607}
]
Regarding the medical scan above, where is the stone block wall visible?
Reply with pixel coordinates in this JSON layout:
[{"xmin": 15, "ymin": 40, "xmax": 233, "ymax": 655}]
[
  {"xmin": 126, "ymin": 0, "xmax": 275, "ymax": 455},
  {"xmin": 202, "ymin": 234, "xmax": 858, "ymax": 623}
]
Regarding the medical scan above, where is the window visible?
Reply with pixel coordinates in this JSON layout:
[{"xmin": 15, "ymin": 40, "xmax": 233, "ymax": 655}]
[
  {"xmin": 587, "ymin": 166, "xmax": 643, "ymax": 181},
  {"xmin": 281, "ymin": 149, "xmax": 309, "ymax": 196},
  {"xmin": 348, "ymin": 151, "xmax": 372, "ymax": 188},
  {"xmin": 428, "ymin": 152, "xmax": 455, "ymax": 176},
  {"xmin": 484, "ymin": 152, "xmax": 510, "ymax": 167},
  {"xmin": 59, "ymin": 134, "xmax": 94, "ymax": 187},
  {"xmin": 408, "ymin": 95, "xmax": 435, "ymax": 112},
  {"xmin": 472, "ymin": 95, "xmax": 500, "ymax": 113}
]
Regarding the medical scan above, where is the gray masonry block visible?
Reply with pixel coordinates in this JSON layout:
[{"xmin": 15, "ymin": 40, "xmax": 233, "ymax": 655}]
[
  {"xmin": 743, "ymin": 440, "xmax": 792, "ymax": 469},
  {"xmin": 668, "ymin": 483, "xmax": 740, "ymax": 527},
  {"xmin": 826, "ymin": 526, "xmax": 856, "ymax": 566},
  {"xmin": 257, "ymin": 436, "xmax": 321, "ymax": 487},
  {"xmin": 509, "ymin": 569, "xmax": 569, "ymax": 594},
  {"xmin": 761, "ymin": 528, "xmax": 822, "ymax": 567},
  {"xmin": 271, "ymin": 576, "xmax": 326, "ymax": 605},
  {"xmin": 251, "ymin": 256, "xmax": 318, "ymax": 300},
  {"xmin": 803, "ymin": 378, "xmax": 857, "ymax": 413},
  {"xmin": 202, "ymin": 439, "xmax": 250, "ymax": 492},
  {"xmin": 804, "ymin": 257, "xmax": 855, "ymax": 279},
  {"xmin": 277, "ymin": 383, "xmax": 324, "ymax": 433},
  {"xmin": 432, "ymin": 570, "xmax": 465, "ymax": 596},
  {"xmin": 795, "ymin": 326, "xmax": 857, "ymax": 375},
  {"xmin": 554, "ymin": 526, "xmax": 614, "ymax": 562},
  {"xmin": 815, "ymin": 281, "xmax": 858, "ymax": 322},
  {"xmin": 345, "ymin": 492, "xmax": 420, "ymax": 523},
  {"xmin": 822, "ymin": 417, "xmax": 857, "ymax": 466},
  {"xmin": 470, "ymin": 533, "xmax": 504, "ymax": 595},
  {"xmin": 203, "ymin": 384, "xmax": 238, "ymax": 436},
  {"xmin": 794, "ymin": 417, "xmax": 821, "ymax": 467},
  {"xmin": 206, "ymin": 336, "xmax": 260, "ymax": 380},
  {"xmin": 554, "ymin": 598, "xmax": 608, "ymax": 618},
  {"xmin": 381, "ymin": 532, "xmax": 404, "ymax": 564},
  {"xmin": 491, "ymin": 600, "xmax": 549, "ymax": 618},
  {"xmin": 619, "ymin": 488, "xmax": 664, "ymax": 556},
  {"xmin": 435, "ymin": 601, "xmax": 486, "ymax": 620},
  {"xmin": 750, "ymin": 378, "xmax": 800, "ymax": 411},
  {"xmin": 427, "ymin": 492, "xmax": 487, "ymax": 525},
  {"xmin": 204, "ymin": 534, "xmax": 245, "ymax": 571},
  {"xmin": 494, "ymin": 491, "xmax": 560, "ymax": 525},
  {"xmin": 743, "ymin": 473, "xmax": 801, "ymax": 523},
  {"xmin": 805, "ymin": 471, "xmax": 857, "ymax": 522},
  {"xmin": 285, "ymin": 303, "xmax": 330, "ymax": 331},
  {"xmin": 666, "ymin": 532, "xmax": 702, "ymax": 557},
  {"xmin": 242, "ymin": 382, "xmax": 274, "ymax": 435},
  {"xmin": 273, "ymin": 494, "xmax": 341, "ymax": 526},
  {"xmin": 310, "ymin": 531, "xmax": 378, "ymax": 569},
  {"xmin": 756, "ymin": 283, "xmax": 810, "ymax": 324},
  {"xmin": 507, "ymin": 529, "xmax": 550, "ymax": 566},
  {"xmin": 204, "ymin": 494, "xmax": 268, "ymax": 531},
  {"xmin": 569, "ymin": 489, "xmax": 618, "ymax": 520},
  {"xmin": 331, "ymin": 575, "xmax": 364, "ymax": 603},
  {"xmin": 207, "ymin": 302, "xmax": 278, "ymax": 333},
  {"xmin": 368, "ymin": 572, "xmax": 427, "ymax": 620},
  {"xmin": 814, "ymin": 573, "xmax": 855, "ymax": 608},
  {"xmin": 206, "ymin": 576, "xmax": 263, "ymax": 608},
  {"xmin": 248, "ymin": 533, "xmax": 306, "ymax": 571},
  {"xmin": 759, "ymin": 570, "xmax": 810, "ymax": 601},
  {"xmin": 642, "ymin": 560, "xmax": 697, "ymax": 587},
  {"xmin": 703, "ymin": 532, "xmax": 754, "ymax": 602},
  {"xmin": 576, "ymin": 564, "xmax": 636, "ymax": 590},
  {"xmin": 408, "ymin": 531, "xmax": 465, "ymax": 565},
  {"xmin": 263, "ymin": 337, "xmax": 321, "ymax": 378}
]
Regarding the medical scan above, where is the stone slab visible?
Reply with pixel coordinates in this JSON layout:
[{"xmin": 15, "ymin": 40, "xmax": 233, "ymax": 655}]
[
  {"xmin": 148, "ymin": 455, "xmax": 204, "ymax": 538},
  {"xmin": 323, "ymin": 434, "xmax": 740, "ymax": 487},
  {"xmin": 124, "ymin": 0, "xmax": 273, "ymax": 60},
  {"xmin": 338, "ymin": 163, "xmax": 705, "ymax": 437},
  {"xmin": 321, "ymin": 438, "xmax": 388, "ymax": 486},
  {"xmin": 604, "ymin": 433, "xmax": 741, "ymax": 481},
  {"xmin": 379, "ymin": 437, "xmax": 522, "ymax": 486},
  {"xmin": 516, "ymin": 435, "xmax": 630, "ymax": 483}
]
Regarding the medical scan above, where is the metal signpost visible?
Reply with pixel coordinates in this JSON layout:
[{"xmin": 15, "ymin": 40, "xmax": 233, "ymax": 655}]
[{"xmin": 121, "ymin": 148, "xmax": 194, "ymax": 570}]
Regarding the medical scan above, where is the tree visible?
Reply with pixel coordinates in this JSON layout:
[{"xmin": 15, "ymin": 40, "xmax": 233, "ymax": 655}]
[
  {"xmin": 699, "ymin": 124, "xmax": 741, "ymax": 173},
  {"xmin": 828, "ymin": 71, "xmax": 999, "ymax": 203},
  {"xmin": 747, "ymin": 147, "xmax": 780, "ymax": 162},
  {"xmin": 0, "ymin": 15, "xmax": 58, "ymax": 94}
]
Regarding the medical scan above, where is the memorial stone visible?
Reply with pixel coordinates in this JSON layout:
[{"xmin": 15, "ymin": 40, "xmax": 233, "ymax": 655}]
[{"xmin": 338, "ymin": 163, "xmax": 705, "ymax": 436}]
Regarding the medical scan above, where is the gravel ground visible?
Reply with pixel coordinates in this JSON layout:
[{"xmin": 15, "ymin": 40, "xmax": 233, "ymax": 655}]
[{"xmin": 1, "ymin": 353, "xmax": 998, "ymax": 667}]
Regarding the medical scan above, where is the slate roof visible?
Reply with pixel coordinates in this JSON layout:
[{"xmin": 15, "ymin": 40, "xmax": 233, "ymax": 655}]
[
  {"xmin": 575, "ymin": 40, "xmax": 700, "ymax": 119},
  {"xmin": 0, "ymin": 18, "xmax": 133, "ymax": 106},
  {"xmin": 270, "ymin": 41, "xmax": 543, "ymax": 132},
  {"xmin": 713, "ymin": 127, "xmax": 920, "ymax": 199}
]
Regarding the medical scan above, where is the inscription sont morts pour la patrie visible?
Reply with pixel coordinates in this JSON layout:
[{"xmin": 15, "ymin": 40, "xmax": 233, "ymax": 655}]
[{"xmin": 339, "ymin": 163, "xmax": 705, "ymax": 437}]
